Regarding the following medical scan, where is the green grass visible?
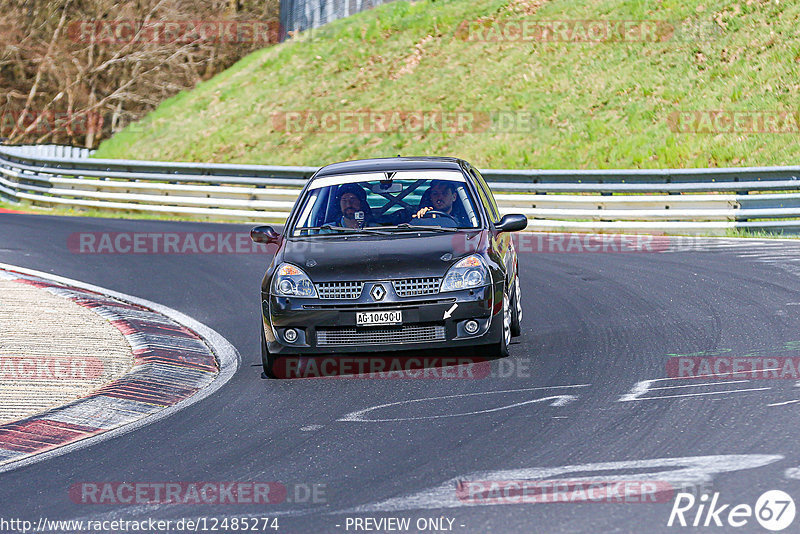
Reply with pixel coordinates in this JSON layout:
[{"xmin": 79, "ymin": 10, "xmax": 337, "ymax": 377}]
[
  {"xmin": 95, "ymin": 0, "xmax": 800, "ymax": 170},
  {"xmin": 723, "ymin": 227, "xmax": 800, "ymax": 239}
]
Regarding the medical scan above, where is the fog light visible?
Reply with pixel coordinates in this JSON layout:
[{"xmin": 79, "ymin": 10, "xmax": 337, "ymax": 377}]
[
  {"xmin": 284, "ymin": 328, "xmax": 298, "ymax": 343},
  {"xmin": 464, "ymin": 320, "xmax": 479, "ymax": 334}
]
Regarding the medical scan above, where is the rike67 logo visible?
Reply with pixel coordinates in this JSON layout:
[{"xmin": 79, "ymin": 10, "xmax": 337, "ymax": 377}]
[{"xmin": 668, "ymin": 490, "xmax": 796, "ymax": 531}]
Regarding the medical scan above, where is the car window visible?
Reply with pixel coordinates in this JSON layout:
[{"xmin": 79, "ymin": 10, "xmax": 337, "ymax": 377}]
[
  {"xmin": 290, "ymin": 172, "xmax": 481, "ymax": 235},
  {"xmin": 470, "ymin": 168, "xmax": 501, "ymax": 223}
]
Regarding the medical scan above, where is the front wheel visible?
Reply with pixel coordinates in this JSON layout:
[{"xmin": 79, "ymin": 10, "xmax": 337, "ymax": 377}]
[
  {"xmin": 510, "ymin": 274, "xmax": 523, "ymax": 337},
  {"xmin": 260, "ymin": 324, "xmax": 278, "ymax": 378},
  {"xmin": 489, "ymin": 288, "xmax": 511, "ymax": 358}
]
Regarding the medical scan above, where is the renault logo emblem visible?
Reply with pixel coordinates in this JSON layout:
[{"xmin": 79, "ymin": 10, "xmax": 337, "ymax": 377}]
[{"xmin": 370, "ymin": 284, "xmax": 386, "ymax": 301}]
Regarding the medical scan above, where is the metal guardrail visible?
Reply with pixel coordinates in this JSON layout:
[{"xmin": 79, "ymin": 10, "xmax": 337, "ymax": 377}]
[
  {"xmin": 2, "ymin": 144, "xmax": 800, "ymax": 234},
  {"xmin": 280, "ymin": 0, "xmax": 397, "ymax": 38}
]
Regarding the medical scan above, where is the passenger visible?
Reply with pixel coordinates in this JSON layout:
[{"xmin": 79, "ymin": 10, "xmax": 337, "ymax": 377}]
[{"xmin": 331, "ymin": 183, "xmax": 372, "ymax": 229}]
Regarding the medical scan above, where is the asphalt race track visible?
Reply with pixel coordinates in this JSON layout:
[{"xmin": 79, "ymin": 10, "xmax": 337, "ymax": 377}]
[{"xmin": 2, "ymin": 211, "xmax": 800, "ymax": 533}]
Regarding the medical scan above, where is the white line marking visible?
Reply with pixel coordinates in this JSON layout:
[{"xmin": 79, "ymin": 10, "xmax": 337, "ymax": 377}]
[
  {"xmin": 648, "ymin": 380, "xmax": 750, "ymax": 390},
  {"xmin": 786, "ymin": 467, "xmax": 800, "ymax": 479},
  {"xmin": 619, "ymin": 370, "xmax": 780, "ymax": 402},
  {"xmin": 338, "ymin": 385, "xmax": 588, "ymax": 422},
  {"xmin": 628, "ymin": 387, "xmax": 771, "ymax": 401},
  {"xmin": 662, "ymin": 368, "xmax": 779, "ymax": 381},
  {"xmin": 768, "ymin": 399, "xmax": 800, "ymax": 407},
  {"xmin": 0, "ymin": 262, "xmax": 240, "ymax": 475}
]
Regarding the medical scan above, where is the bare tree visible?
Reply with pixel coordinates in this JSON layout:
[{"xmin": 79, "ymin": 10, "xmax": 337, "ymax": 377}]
[{"xmin": 0, "ymin": 0, "xmax": 279, "ymax": 147}]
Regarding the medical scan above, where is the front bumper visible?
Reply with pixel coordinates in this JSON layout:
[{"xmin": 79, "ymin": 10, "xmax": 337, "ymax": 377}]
[{"xmin": 262, "ymin": 283, "xmax": 503, "ymax": 354}]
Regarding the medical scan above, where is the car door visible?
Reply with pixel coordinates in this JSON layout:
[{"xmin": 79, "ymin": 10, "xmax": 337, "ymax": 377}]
[{"xmin": 469, "ymin": 166, "xmax": 517, "ymax": 288}]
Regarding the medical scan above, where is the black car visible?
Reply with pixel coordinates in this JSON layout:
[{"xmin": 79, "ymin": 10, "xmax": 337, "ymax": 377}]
[{"xmin": 251, "ymin": 157, "xmax": 528, "ymax": 378}]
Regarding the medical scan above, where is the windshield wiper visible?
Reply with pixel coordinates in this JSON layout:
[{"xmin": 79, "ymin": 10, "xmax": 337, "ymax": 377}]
[
  {"xmin": 298, "ymin": 224, "xmax": 392, "ymax": 235},
  {"xmin": 381, "ymin": 223, "xmax": 459, "ymax": 233}
]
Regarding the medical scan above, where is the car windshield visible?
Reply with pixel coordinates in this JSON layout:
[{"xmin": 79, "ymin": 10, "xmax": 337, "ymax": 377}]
[{"xmin": 290, "ymin": 170, "xmax": 481, "ymax": 236}]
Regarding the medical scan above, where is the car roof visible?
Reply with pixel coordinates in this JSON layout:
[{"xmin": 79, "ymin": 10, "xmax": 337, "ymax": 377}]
[{"xmin": 313, "ymin": 157, "xmax": 468, "ymax": 177}]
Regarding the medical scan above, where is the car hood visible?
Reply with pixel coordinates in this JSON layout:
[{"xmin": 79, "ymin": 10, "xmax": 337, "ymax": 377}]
[{"xmin": 280, "ymin": 231, "xmax": 486, "ymax": 282}]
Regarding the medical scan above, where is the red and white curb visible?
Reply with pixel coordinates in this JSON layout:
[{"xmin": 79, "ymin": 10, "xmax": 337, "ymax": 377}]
[{"xmin": 0, "ymin": 263, "xmax": 239, "ymax": 473}]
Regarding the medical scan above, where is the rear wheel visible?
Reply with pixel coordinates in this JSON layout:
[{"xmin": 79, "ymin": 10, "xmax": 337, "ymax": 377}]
[
  {"xmin": 489, "ymin": 288, "xmax": 511, "ymax": 358},
  {"xmin": 260, "ymin": 324, "xmax": 278, "ymax": 379},
  {"xmin": 510, "ymin": 273, "xmax": 523, "ymax": 337}
]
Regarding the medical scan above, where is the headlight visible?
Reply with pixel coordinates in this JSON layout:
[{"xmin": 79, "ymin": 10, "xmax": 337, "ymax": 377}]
[
  {"xmin": 440, "ymin": 254, "xmax": 489, "ymax": 292},
  {"xmin": 272, "ymin": 263, "xmax": 317, "ymax": 298}
]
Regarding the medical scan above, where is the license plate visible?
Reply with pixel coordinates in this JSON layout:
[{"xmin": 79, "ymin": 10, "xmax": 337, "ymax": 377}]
[{"xmin": 356, "ymin": 310, "xmax": 402, "ymax": 326}]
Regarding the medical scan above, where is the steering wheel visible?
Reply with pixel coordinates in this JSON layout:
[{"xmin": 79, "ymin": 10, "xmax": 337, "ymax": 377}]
[{"xmin": 421, "ymin": 209, "xmax": 458, "ymax": 223}]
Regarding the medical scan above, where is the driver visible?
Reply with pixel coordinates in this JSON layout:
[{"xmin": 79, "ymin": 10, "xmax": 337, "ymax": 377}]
[
  {"xmin": 412, "ymin": 180, "xmax": 469, "ymax": 226},
  {"xmin": 331, "ymin": 183, "xmax": 372, "ymax": 229}
]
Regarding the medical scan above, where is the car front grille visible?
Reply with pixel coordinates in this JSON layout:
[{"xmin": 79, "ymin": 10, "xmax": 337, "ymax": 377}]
[
  {"xmin": 316, "ymin": 281, "xmax": 364, "ymax": 299},
  {"xmin": 391, "ymin": 278, "xmax": 442, "ymax": 297},
  {"xmin": 316, "ymin": 324, "xmax": 446, "ymax": 346},
  {"xmin": 314, "ymin": 278, "xmax": 442, "ymax": 299}
]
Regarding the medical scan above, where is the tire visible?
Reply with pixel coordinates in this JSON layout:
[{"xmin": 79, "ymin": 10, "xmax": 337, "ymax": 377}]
[
  {"xmin": 489, "ymin": 288, "xmax": 511, "ymax": 359},
  {"xmin": 510, "ymin": 273, "xmax": 523, "ymax": 338},
  {"xmin": 260, "ymin": 323, "xmax": 278, "ymax": 379}
]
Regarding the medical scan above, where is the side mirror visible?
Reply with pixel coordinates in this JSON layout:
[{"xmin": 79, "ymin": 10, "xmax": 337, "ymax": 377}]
[
  {"xmin": 495, "ymin": 214, "xmax": 528, "ymax": 233},
  {"xmin": 250, "ymin": 225, "xmax": 280, "ymax": 244}
]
